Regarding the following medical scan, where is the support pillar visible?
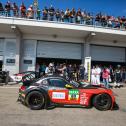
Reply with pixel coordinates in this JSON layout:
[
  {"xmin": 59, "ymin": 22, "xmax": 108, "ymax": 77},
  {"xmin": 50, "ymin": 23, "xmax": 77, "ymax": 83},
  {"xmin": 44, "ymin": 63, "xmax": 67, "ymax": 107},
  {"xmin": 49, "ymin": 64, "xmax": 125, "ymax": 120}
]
[
  {"xmin": 11, "ymin": 26, "xmax": 22, "ymax": 73},
  {"xmin": 84, "ymin": 41, "xmax": 91, "ymax": 58}
]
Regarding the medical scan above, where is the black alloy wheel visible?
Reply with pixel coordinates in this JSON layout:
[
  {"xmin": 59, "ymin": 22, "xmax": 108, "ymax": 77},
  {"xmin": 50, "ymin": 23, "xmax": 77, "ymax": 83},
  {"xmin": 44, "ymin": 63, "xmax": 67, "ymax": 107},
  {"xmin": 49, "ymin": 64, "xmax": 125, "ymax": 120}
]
[
  {"xmin": 26, "ymin": 91, "xmax": 45, "ymax": 110},
  {"xmin": 93, "ymin": 93, "xmax": 112, "ymax": 111}
]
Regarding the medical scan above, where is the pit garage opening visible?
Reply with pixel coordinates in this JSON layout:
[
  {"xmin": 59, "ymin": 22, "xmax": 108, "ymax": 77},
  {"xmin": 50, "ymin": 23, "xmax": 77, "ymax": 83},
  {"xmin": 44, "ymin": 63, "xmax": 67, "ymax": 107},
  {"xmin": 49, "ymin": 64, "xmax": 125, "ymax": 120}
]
[{"xmin": 36, "ymin": 58, "xmax": 81, "ymax": 66}]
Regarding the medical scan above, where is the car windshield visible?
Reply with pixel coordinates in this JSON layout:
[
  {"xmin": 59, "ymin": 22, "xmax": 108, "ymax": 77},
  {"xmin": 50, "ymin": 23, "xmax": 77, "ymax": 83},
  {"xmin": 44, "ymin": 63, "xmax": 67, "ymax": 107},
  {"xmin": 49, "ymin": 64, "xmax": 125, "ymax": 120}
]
[{"xmin": 70, "ymin": 80, "xmax": 80, "ymax": 88}]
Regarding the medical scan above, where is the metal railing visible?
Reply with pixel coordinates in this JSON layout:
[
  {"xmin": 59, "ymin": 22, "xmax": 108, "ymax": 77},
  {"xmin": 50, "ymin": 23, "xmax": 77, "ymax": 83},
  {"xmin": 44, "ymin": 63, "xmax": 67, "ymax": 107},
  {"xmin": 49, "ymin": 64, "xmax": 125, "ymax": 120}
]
[{"xmin": 0, "ymin": 13, "xmax": 126, "ymax": 32}]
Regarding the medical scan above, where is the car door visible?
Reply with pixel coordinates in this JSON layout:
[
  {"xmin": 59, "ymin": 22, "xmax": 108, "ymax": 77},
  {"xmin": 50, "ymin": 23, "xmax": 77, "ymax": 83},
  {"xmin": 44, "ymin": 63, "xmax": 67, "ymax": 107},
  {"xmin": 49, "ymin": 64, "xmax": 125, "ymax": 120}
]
[{"xmin": 48, "ymin": 78, "xmax": 80, "ymax": 105}]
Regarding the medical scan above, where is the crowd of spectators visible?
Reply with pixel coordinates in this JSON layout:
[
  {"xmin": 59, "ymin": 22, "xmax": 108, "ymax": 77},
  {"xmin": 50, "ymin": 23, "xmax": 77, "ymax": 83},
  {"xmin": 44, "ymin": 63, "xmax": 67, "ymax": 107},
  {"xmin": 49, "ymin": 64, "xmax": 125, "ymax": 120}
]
[
  {"xmin": 91, "ymin": 65, "xmax": 126, "ymax": 88},
  {"xmin": 36, "ymin": 62, "xmax": 85, "ymax": 82},
  {"xmin": 0, "ymin": 1, "xmax": 126, "ymax": 29},
  {"xmin": 36, "ymin": 62, "xmax": 126, "ymax": 88}
]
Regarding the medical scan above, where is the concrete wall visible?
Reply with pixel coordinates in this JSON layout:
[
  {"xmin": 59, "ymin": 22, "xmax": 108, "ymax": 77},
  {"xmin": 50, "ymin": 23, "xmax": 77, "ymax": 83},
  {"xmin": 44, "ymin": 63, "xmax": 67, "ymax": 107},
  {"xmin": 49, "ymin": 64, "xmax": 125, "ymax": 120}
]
[{"xmin": 0, "ymin": 32, "xmax": 126, "ymax": 75}]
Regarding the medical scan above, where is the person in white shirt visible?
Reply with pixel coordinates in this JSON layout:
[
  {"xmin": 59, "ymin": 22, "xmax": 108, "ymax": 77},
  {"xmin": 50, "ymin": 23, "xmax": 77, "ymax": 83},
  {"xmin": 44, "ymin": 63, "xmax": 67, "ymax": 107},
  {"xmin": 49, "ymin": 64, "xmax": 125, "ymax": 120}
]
[
  {"xmin": 91, "ymin": 66, "xmax": 97, "ymax": 85},
  {"xmin": 95, "ymin": 65, "xmax": 101, "ymax": 85}
]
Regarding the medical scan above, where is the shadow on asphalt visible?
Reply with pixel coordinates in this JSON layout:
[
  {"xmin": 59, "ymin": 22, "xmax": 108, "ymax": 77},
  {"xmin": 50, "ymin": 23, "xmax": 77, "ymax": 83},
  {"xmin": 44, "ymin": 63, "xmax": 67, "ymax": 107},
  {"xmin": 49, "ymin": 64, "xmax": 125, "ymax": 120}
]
[
  {"xmin": 46, "ymin": 102, "xmax": 120, "ymax": 111},
  {"xmin": 112, "ymin": 102, "xmax": 119, "ymax": 111}
]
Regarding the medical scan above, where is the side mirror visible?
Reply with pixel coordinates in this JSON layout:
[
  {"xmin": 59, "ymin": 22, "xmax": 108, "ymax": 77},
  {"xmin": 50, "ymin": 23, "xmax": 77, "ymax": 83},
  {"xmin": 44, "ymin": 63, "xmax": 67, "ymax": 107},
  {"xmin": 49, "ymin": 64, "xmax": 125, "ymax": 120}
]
[{"xmin": 65, "ymin": 84, "xmax": 73, "ymax": 89}]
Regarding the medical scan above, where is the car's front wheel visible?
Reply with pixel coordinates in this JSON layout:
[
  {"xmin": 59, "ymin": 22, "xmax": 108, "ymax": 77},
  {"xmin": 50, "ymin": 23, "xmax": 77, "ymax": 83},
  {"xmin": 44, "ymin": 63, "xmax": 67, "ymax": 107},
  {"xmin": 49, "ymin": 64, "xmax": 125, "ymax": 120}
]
[
  {"xmin": 93, "ymin": 93, "xmax": 112, "ymax": 111},
  {"xmin": 26, "ymin": 91, "xmax": 45, "ymax": 110}
]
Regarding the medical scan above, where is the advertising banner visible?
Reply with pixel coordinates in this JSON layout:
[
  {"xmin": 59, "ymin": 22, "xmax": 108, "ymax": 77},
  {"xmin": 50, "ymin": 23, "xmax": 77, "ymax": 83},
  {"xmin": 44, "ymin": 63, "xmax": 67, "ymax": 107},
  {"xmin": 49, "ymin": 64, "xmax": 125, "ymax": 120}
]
[{"xmin": 84, "ymin": 57, "xmax": 91, "ymax": 82}]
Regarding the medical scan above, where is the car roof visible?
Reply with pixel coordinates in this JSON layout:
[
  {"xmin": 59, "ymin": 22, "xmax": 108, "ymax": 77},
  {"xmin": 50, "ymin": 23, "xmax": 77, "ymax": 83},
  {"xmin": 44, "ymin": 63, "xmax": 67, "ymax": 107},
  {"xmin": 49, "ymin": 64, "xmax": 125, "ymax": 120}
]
[{"xmin": 41, "ymin": 75, "xmax": 67, "ymax": 80}]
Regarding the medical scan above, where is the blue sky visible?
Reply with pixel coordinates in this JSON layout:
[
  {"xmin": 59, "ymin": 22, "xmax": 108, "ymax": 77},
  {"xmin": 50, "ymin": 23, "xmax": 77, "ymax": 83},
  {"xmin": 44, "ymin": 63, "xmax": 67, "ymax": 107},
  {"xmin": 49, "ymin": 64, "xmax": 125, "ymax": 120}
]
[{"xmin": 0, "ymin": 0, "xmax": 126, "ymax": 17}]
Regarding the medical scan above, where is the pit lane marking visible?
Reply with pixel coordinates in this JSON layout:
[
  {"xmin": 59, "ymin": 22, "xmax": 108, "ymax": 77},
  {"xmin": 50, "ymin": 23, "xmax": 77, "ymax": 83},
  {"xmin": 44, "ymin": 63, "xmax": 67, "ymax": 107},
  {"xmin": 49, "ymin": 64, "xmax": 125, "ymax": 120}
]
[{"xmin": 0, "ymin": 86, "xmax": 19, "ymax": 89}]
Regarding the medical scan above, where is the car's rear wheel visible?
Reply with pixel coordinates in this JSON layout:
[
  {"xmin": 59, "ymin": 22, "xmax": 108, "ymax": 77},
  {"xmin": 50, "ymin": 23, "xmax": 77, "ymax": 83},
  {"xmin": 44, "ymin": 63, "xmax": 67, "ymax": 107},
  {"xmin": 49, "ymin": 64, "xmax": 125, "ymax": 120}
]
[
  {"xmin": 93, "ymin": 93, "xmax": 112, "ymax": 111},
  {"xmin": 26, "ymin": 91, "xmax": 45, "ymax": 110}
]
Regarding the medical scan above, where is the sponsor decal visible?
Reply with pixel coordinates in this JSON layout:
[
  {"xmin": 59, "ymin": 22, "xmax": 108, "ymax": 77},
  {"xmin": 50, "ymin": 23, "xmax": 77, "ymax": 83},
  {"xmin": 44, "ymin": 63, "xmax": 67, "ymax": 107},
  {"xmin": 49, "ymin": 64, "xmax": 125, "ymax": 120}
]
[
  {"xmin": 80, "ymin": 93, "xmax": 88, "ymax": 105},
  {"xmin": 84, "ymin": 57, "xmax": 91, "ymax": 82},
  {"xmin": 52, "ymin": 92, "xmax": 65, "ymax": 99},
  {"xmin": 68, "ymin": 89, "xmax": 79, "ymax": 100}
]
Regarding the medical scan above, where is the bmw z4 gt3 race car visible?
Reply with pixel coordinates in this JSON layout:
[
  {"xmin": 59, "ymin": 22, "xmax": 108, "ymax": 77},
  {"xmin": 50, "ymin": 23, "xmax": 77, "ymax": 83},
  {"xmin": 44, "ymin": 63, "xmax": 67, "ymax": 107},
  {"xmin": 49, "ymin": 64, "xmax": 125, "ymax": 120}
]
[{"xmin": 18, "ymin": 75, "xmax": 117, "ymax": 111}]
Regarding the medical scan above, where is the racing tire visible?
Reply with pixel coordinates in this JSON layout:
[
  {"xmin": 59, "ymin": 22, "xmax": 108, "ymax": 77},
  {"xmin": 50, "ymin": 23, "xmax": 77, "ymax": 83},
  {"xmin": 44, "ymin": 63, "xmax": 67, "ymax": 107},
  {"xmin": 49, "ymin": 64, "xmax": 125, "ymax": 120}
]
[
  {"xmin": 93, "ymin": 93, "xmax": 112, "ymax": 111},
  {"xmin": 26, "ymin": 91, "xmax": 45, "ymax": 110}
]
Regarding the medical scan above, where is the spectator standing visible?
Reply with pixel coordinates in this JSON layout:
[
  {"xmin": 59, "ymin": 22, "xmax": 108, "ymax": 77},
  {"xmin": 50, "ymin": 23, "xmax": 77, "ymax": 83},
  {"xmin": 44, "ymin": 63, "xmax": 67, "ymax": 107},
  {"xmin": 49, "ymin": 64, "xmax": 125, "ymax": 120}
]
[
  {"xmin": 91, "ymin": 66, "xmax": 97, "ymax": 85},
  {"xmin": 95, "ymin": 65, "xmax": 101, "ymax": 85},
  {"xmin": 0, "ymin": 2, "xmax": 4, "ymax": 15},
  {"xmin": 101, "ymin": 14, "xmax": 107, "ymax": 27},
  {"xmin": 121, "ymin": 67, "xmax": 126, "ymax": 83},
  {"xmin": 27, "ymin": 5, "xmax": 34, "ymax": 19},
  {"xmin": 36, "ymin": 7, "xmax": 41, "ymax": 20},
  {"xmin": 121, "ymin": 16, "xmax": 126, "ymax": 29},
  {"xmin": 81, "ymin": 10, "xmax": 87, "ymax": 24},
  {"xmin": 60, "ymin": 10, "xmax": 64, "ymax": 22},
  {"xmin": 64, "ymin": 8, "xmax": 70, "ymax": 22},
  {"xmin": 57, "ymin": 64, "xmax": 63, "ymax": 76},
  {"xmin": 109, "ymin": 65, "xmax": 114, "ymax": 82},
  {"xmin": 114, "ymin": 66, "xmax": 121, "ymax": 87},
  {"xmin": 42, "ymin": 6, "xmax": 48, "ymax": 20},
  {"xmin": 114, "ymin": 17, "xmax": 120, "ymax": 28},
  {"xmin": 107, "ymin": 16, "xmax": 113, "ymax": 27},
  {"xmin": 39, "ymin": 63, "xmax": 46, "ymax": 76},
  {"xmin": 95, "ymin": 12, "xmax": 102, "ymax": 26},
  {"xmin": 20, "ymin": 2, "xmax": 26, "ymax": 18},
  {"xmin": 45, "ymin": 63, "xmax": 55, "ymax": 76},
  {"xmin": 76, "ymin": 8, "xmax": 82, "ymax": 23},
  {"xmin": 69, "ymin": 8, "xmax": 76, "ymax": 23},
  {"xmin": 48, "ymin": 5, "xmax": 55, "ymax": 21},
  {"xmin": 85, "ymin": 13, "xmax": 93, "ymax": 25},
  {"xmin": 67, "ymin": 64, "xmax": 74, "ymax": 81},
  {"xmin": 79, "ymin": 64, "xmax": 85, "ymax": 81},
  {"xmin": 73, "ymin": 64, "xmax": 78, "ymax": 81},
  {"xmin": 102, "ymin": 67, "xmax": 110, "ymax": 88},
  {"xmin": 5, "ymin": 1, "xmax": 11, "ymax": 17},
  {"xmin": 12, "ymin": 2, "xmax": 19, "ymax": 17},
  {"xmin": 59, "ymin": 63, "xmax": 67, "ymax": 78},
  {"xmin": 55, "ymin": 9, "xmax": 61, "ymax": 21}
]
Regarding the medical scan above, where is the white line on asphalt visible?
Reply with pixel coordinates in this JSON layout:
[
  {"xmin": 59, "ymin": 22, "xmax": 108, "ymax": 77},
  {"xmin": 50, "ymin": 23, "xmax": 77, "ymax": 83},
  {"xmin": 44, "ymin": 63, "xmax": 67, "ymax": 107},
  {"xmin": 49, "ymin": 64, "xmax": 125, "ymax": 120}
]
[{"xmin": 0, "ymin": 87, "xmax": 19, "ymax": 89}]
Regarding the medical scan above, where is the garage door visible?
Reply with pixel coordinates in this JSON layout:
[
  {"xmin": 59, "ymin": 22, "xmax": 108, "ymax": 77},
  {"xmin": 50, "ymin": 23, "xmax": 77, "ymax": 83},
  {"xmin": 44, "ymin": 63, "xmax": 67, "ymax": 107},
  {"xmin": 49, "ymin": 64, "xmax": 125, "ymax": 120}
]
[
  {"xmin": 21, "ymin": 40, "xmax": 37, "ymax": 72},
  {"xmin": 37, "ymin": 41, "xmax": 81, "ymax": 59},
  {"xmin": 4, "ymin": 39, "xmax": 16, "ymax": 75},
  {"xmin": 91, "ymin": 45, "xmax": 125, "ymax": 62}
]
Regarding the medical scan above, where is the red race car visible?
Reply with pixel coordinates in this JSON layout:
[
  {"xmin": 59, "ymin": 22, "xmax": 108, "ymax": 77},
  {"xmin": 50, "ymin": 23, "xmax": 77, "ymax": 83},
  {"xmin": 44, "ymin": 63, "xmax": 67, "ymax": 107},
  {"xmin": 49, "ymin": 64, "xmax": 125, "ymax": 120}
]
[{"xmin": 18, "ymin": 75, "xmax": 117, "ymax": 111}]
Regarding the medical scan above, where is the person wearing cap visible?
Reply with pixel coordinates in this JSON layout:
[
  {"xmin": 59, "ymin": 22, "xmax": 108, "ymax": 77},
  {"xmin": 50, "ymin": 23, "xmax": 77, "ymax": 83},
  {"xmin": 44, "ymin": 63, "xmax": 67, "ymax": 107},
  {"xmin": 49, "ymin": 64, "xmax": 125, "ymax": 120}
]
[{"xmin": 45, "ymin": 63, "xmax": 55, "ymax": 76}]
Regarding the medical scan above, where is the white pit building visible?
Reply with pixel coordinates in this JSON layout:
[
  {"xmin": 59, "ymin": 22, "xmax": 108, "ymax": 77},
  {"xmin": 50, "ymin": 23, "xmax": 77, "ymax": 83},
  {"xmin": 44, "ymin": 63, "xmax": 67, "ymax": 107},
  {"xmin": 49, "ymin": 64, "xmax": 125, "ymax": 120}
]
[{"xmin": 0, "ymin": 16, "xmax": 126, "ymax": 75}]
